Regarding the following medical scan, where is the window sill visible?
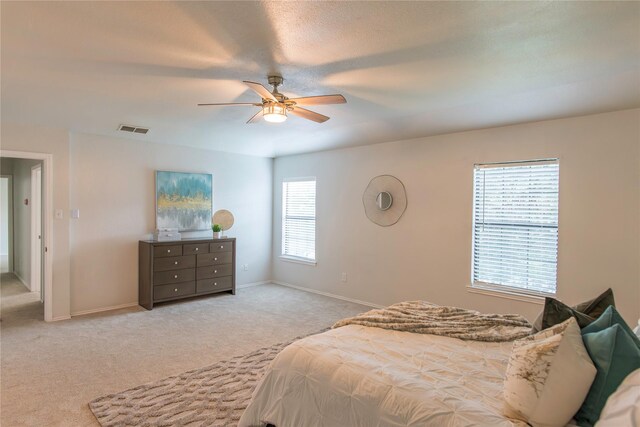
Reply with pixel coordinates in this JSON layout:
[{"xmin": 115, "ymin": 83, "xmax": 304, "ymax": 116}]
[
  {"xmin": 467, "ymin": 283, "xmax": 551, "ymax": 305},
  {"xmin": 279, "ymin": 255, "xmax": 317, "ymax": 266}
]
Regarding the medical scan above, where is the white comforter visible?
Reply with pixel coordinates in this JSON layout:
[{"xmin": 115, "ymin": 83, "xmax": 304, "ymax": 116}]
[{"xmin": 239, "ymin": 325, "xmax": 526, "ymax": 427}]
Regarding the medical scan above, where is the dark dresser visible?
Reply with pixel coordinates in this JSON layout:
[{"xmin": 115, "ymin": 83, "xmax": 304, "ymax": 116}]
[{"xmin": 138, "ymin": 237, "xmax": 236, "ymax": 310}]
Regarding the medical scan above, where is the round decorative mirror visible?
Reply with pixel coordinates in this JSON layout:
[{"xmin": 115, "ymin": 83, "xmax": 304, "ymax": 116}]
[
  {"xmin": 376, "ymin": 191, "xmax": 393, "ymax": 211},
  {"xmin": 362, "ymin": 175, "xmax": 407, "ymax": 227}
]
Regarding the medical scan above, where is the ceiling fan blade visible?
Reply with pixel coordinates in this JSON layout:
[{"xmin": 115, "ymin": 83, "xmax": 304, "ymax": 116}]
[
  {"xmin": 198, "ymin": 102, "xmax": 262, "ymax": 106},
  {"xmin": 289, "ymin": 107, "xmax": 330, "ymax": 123},
  {"xmin": 243, "ymin": 81, "xmax": 277, "ymax": 102},
  {"xmin": 246, "ymin": 110, "xmax": 263, "ymax": 124},
  {"xmin": 288, "ymin": 94, "xmax": 346, "ymax": 106}
]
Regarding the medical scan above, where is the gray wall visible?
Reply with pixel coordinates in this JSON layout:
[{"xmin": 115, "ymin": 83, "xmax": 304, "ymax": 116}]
[
  {"xmin": 3, "ymin": 109, "xmax": 639, "ymax": 322},
  {"xmin": 272, "ymin": 109, "xmax": 640, "ymax": 323},
  {"xmin": 68, "ymin": 132, "xmax": 273, "ymax": 314}
]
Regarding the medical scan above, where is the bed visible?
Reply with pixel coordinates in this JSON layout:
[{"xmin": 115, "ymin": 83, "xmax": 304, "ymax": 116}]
[{"xmin": 238, "ymin": 324, "xmax": 527, "ymax": 427}]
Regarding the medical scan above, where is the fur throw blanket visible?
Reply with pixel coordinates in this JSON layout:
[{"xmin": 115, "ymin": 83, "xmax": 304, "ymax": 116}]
[{"xmin": 333, "ymin": 300, "xmax": 532, "ymax": 342}]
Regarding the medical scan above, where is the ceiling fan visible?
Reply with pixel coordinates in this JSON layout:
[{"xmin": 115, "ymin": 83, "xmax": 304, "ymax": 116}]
[{"xmin": 198, "ymin": 75, "xmax": 346, "ymax": 124}]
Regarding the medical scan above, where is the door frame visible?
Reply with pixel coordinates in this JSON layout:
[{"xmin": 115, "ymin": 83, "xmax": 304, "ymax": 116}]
[
  {"xmin": 1, "ymin": 175, "xmax": 14, "ymax": 273},
  {"xmin": 30, "ymin": 164, "xmax": 43, "ymax": 298},
  {"xmin": 0, "ymin": 150, "xmax": 53, "ymax": 321}
]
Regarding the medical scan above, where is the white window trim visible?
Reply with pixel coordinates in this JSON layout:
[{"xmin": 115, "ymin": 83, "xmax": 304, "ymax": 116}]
[
  {"xmin": 281, "ymin": 177, "xmax": 316, "ymax": 264},
  {"xmin": 467, "ymin": 282, "xmax": 547, "ymax": 304},
  {"xmin": 279, "ymin": 255, "xmax": 317, "ymax": 266},
  {"xmin": 474, "ymin": 158, "xmax": 559, "ymax": 169},
  {"xmin": 282, "ymin": 176, "xmax": 316, "ymax": 183},
  {"xmin": 470, "ymin": 158, "xmax": 559, "ymax": 299}
]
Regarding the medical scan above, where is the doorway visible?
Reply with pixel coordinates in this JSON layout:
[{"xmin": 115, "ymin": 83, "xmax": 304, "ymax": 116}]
[{"xmin": 0, "ymin": 151, "xmax": 52, "ymax": 321}]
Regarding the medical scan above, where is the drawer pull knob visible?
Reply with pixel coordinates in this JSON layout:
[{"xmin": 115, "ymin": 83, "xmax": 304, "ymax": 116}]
[
  {"xmin": 214, "ymin": 270, "xmax": 217, "ymax": 273},
  {"xmin": 195, "ymin": 248, "xmax": 199, "ymax": 251},
  {"xmin": 219, "ymin": 245, "xmax": 224, "ymax": 249},
  {"xmin": 174, "ymin": 261, "xmax": 178, "ymax": 265},
  {"xmin": 174, "ymin": 275, "xmax": 178, "ymax": 279},
  {"xmin": 174, "ymin": 288, "xmax": 178, "ymax": 292},
  {"xmin": 214, "ymin": 282, "xmax": 217, "ymax": 286},
  {"xmin": 167, "ymin": 249, "xmax": 171, "ymax": 253},
  {"xmin": 214, "ymin": 257, "xmax": 218, "ymax": 261}
]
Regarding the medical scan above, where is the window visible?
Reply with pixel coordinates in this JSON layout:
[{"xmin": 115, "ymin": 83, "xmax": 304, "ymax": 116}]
[
  {"xmin": 472, "ymin": 159, "xmax": 559, "ymax": 296},
  {"xmin": 282, "ymin": 178, "xmax": 316, "ymax": 263}
]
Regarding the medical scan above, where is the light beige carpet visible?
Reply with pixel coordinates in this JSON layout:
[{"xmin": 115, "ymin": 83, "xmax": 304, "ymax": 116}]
[
  {"xmin": 90, "ymin": 330, "xmax": 321, "ymax": 426},
  {"xmin": 1, "ymin": 273, "xmax": 369, "ymax": 426}
]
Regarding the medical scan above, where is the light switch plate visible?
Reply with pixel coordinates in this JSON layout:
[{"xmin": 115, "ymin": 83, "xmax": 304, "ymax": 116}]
[
  {"xmin": 71, "ymin": 209, "xmax": 80, "ymax": 219},
  {"xmin": 55, "ymin": 209, "xmax": 63, "ymax": 219}
]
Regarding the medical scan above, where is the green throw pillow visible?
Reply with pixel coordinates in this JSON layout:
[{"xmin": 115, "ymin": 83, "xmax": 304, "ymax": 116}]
[
  {"xmin": 575, "ymin": 324, "xmax": 640, "ymax": 427},
  {"xmin": 531, "ymin": 288, "xmax": 615, "ymax": 333},
  {"xmin": 532, "ymin": 297, "xmax": 595, "ymax": 332},
  {"xmin": 573, "ymin": 288, "xmax": 615, "ymax": 320}
]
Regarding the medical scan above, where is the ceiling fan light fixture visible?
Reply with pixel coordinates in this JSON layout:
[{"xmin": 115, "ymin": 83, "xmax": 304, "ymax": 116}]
[{"xmin": 263, "ymin": 103, "xmax": 287, "ymax": 123}]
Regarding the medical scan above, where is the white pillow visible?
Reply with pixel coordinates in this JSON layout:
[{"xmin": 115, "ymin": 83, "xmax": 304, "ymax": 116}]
[
  {"xmin": 596, "ymin": 368, "xmax": 640, "ymax": 426},
  {"xmin": 503, "ymin": 317, "xmax": 597, "ymax": 427}
]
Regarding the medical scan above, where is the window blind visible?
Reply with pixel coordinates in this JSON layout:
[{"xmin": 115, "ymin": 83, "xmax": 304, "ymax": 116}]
[
  {"xmin": 282, "ymin": 178, "xmax": 316, "ymax": 261},
  {"xmin": 472, "ymin": 160, "xmax": 559, "ymax": 295}
]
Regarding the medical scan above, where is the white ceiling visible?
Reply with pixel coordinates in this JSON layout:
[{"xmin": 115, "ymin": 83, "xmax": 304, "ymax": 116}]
[{"xmin": 2, "ymin": 1, "xmax": 639, "ymax": 157}]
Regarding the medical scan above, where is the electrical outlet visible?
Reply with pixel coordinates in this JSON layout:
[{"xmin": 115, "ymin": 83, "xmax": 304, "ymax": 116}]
[
  {"xmin": 55, "ymin": 209, "xmax": 63, "ymax": 219},
  {"xmin": 341, "ymin": 272, "xmax": 347, "ymax": 283},
  {"xmin": 243, "ymin": 264, "xmax": 249, "ymax": 271}
]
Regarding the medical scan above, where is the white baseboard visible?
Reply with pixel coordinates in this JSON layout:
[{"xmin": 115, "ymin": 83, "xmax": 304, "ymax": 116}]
[
  {"xmin": 59, "ymin": 281, "xmax": 377, "ymax": 319},
  {"xmin": 237, "ymin": 280, "xmax": 271, "ymax": 289},
  {"xmin": 71, "ymin": 302, "xmax": 139, "ymax": 317},
  {"xmin": 271, "ymin": 280, "xmax": 384, "ymax": 309}
]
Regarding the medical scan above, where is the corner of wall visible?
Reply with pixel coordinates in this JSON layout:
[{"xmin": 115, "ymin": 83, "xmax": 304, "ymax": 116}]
[{"xmin": 269, "ymin": 156, "xmax": 278, "ymax": 282}]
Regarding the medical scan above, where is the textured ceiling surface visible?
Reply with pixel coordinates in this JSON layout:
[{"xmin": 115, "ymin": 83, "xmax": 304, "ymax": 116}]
[{"xmin": 2, "ymin": 1, "xmax": 639, "ymax": 157}]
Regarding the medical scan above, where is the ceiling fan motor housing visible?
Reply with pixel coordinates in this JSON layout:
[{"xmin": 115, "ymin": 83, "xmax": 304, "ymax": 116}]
[
  {"xmin": 268, "ymin": 75, "xmax": 284, "ymax": 88},
  {"xmin": 267, "ymin": 75, "xmax": 286, "ymax": 101}
]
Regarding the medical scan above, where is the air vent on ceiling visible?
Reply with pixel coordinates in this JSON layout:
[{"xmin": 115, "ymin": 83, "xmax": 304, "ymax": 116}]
[{"xmin": 118, "ymin": 124, "xmax": 149, "ymax": 134}]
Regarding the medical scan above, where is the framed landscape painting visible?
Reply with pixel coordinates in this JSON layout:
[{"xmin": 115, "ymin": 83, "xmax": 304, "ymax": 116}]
[{"xmin": 156, "ymin": 171, "xmax": 212, "ymax": 231}]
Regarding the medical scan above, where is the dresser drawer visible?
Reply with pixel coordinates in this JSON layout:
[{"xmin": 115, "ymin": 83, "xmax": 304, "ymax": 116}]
[
  {"xmin": 209, "ymin": 241, "xmax": 233, "ymax": 253},
  {"xmin": 197, "ymin": 251, "xmax": 232, "ymax": 267},
  {"xmin": 196, "ymin": 276, "xmax": 232, "ymax": 293},
  {"xmin": 153, "ymin": 255, "xmax": 196, "ymax": 272},
  {"xmin": 154, "ymin": 268, "xmax": 196, "ymax": 285},
  {"xmin": 196, "ymin": 264, "xmax": 233, "ymax": 280},
  {"xmin": 154, "ymin": 281, "xmax": 195, "ymax": 300},
  {"xmin": 183, "ymin": 243, "xmax": 209, "ymax": 255},
  {"xmin": 154, "ymin": 245, "xmax": 182, "ymax": 258}
]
